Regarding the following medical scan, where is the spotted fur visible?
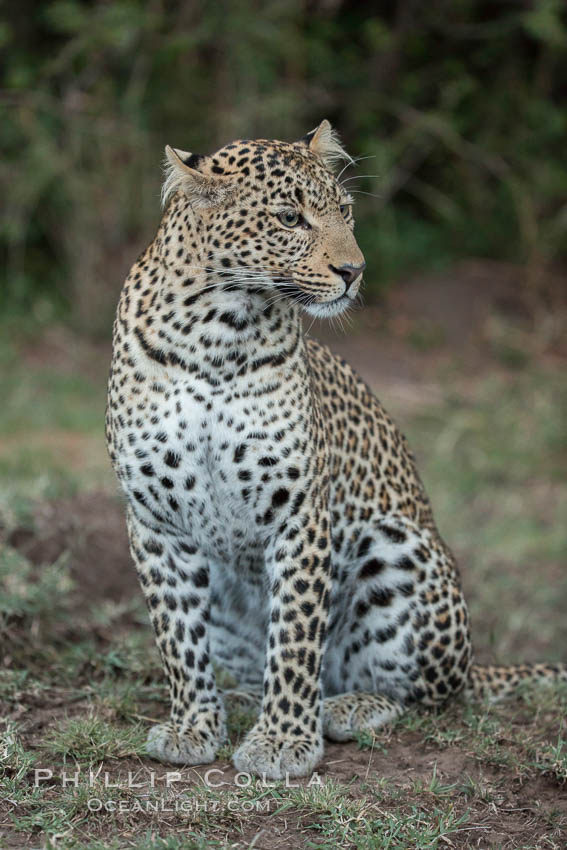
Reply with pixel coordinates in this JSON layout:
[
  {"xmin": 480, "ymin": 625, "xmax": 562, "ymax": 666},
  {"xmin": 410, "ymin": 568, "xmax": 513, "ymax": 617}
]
[{"xmin": 106, "ymin": 121, "xmax": 567, "ymax": 779}]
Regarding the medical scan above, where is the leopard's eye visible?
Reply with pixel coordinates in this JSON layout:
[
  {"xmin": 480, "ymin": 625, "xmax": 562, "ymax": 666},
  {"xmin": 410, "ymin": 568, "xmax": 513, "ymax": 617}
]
[
  {"xmin": 277, "ymin": 210, "xmax": 301, "ymax": 228},
  {"xmin": 339, "ymin": 204, "xmax": 351, "ymax": 219}
]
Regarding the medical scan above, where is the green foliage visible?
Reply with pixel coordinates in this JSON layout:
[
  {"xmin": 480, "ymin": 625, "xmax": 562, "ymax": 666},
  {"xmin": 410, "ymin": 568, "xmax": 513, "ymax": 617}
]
[{"xmin": 2, "ymin": 2, "xmax": 567, "ymax": 330}]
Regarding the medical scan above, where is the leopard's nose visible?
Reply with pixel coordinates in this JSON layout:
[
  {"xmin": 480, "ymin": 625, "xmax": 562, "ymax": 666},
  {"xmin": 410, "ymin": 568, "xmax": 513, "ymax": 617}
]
[{"xmin": 329, "ymin": 262, "xmax": 366, "ymax": 293}]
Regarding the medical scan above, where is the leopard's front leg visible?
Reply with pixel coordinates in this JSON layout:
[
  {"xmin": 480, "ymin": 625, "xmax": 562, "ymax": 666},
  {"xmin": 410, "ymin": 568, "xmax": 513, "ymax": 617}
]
[
  {"xmin": 126, "ymin": 508, "xmax": 225, "ymax": 765},
  {"xmin": 233, "ymin": 487, "xmax": 331, "ymax": 779}
]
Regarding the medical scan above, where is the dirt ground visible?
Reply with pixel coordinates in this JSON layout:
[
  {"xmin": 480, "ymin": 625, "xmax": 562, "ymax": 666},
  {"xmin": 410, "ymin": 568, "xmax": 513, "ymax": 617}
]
[{"xmin": 2, "ymin": 261, "xmax": 567, "ymax": 849}]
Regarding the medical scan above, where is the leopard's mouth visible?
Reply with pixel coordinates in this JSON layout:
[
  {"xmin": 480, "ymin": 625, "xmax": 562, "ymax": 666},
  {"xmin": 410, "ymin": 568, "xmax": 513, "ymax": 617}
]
[
  {"xmin": 300, "ymin": 293, "xmax": 355, "ymax": 318},
  {"xmin": 277, "ymin": 277, "xmax": 357, "ymax": 318}
]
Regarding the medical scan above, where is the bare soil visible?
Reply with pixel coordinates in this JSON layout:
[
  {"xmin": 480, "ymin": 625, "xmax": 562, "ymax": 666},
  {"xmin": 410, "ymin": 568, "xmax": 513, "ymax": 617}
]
[{"xmin": 8, "ymin": 491, "xmax": 135, "ymax": 607}]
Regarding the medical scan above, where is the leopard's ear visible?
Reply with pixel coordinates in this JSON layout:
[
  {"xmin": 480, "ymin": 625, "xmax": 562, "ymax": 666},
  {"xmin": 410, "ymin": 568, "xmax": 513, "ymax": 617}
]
[
  {"xmin": 297, "ymin": 120, "xmax": 352, "ymax": 172},
  {"xmin": 162, "ymin": 146, "xmax": 234, "ymax": 208}
]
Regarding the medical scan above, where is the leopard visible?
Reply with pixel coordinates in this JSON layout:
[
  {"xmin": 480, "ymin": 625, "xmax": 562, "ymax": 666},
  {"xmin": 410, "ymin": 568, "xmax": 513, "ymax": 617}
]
[{"xmin": 105, "ymin": 120, "xmax": 567, "ymax": 779}]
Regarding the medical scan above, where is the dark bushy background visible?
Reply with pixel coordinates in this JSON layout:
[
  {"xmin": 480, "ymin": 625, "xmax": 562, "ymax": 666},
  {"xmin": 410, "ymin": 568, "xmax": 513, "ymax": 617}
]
[{"xmin": 2, "ymin": 0, "xmax": 567, "ymax": 331}]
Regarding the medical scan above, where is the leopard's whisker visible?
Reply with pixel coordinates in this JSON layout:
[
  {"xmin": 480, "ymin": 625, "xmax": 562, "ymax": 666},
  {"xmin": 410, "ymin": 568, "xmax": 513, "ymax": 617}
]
[
  {"xmin": 339, "ymin": 174, "xmax": 379, "ymax": 185},
  {"xmin": 346, "ymin": 190, "xmax": 381, "ymax": 200},
  {"xmin": 336, "ymin": 154, "xmax": 376, "ymax": 182},
  {"xmin": 305, "ymin": 313, "xmax": 318, "ymax": 335}
]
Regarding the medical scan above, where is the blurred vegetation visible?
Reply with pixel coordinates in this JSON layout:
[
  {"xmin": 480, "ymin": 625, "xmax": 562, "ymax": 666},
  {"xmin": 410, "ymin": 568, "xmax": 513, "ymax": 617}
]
[{"xmin": 2, "ymin": 0, "xmax": 567, "ymax": 333}]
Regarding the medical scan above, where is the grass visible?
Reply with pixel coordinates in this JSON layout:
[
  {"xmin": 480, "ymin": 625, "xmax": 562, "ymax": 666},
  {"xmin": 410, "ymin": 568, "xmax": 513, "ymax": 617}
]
[
  {"xmin": 353, "ymin": 729, "xmax": 388, "ymax": 754},
  {"xmin": 404, "ymin": 368, "xmax": 567, "ymax": 665},
  {"xmin": 0, "ymin": 326, "xmax": 113, "ymax": 521},
  {"xmin": 277, "ymin": 779, "xmax": 473, "ymax": 848},
  {"xmin": 0, "ymin": 546, "xmax": 74, "ymax": 619},
  {"xmin": 41, "ymin": 715, "xmax": 148, "ymax": 763},
  {"xmin": 1, "ymin": 321, "xmax": 566, "ymax": 847}
]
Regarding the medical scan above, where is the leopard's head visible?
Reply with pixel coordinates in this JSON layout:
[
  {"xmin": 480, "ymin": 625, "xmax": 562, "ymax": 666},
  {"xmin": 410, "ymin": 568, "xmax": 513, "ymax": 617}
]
[{"xmin": 162, "ymin": 120, "xmax": 365, "ymax": 318}]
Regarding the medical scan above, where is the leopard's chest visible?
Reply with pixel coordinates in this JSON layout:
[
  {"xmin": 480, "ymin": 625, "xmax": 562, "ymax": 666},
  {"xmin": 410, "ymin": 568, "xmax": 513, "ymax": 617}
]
[{"xmin": 117, "ymin": 376, "xmax": 308, "ymax": 561}]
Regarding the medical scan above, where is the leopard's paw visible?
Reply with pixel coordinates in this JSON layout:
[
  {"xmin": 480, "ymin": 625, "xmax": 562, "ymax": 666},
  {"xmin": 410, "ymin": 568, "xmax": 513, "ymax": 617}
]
[
  {"xmin": 145, "ymin": 721, "xmax": 222, "ymax": 765},
  {"xmin": 323, "ymin": 693, "xmax": 403, "ymax": 742},
  {"xmin": 233, "ymin": 723, "xmax": 323, "ymax": 779}
]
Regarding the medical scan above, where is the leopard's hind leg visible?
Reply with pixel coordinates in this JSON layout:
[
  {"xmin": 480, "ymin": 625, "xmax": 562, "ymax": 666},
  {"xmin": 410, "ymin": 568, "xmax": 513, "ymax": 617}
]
[
  {"xmin": 322, "ymin": 517, "xmax": 473, "ymax": 740},
  {"xmin": 323, "ymin": 692, "xmax": 403, "ymax": 741}
]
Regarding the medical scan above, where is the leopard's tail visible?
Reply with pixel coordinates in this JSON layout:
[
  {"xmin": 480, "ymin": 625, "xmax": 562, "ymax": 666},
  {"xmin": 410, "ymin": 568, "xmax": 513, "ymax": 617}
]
[{"xmin": 465, "ymin": 662, "xmax": 567, "ymax": 702}]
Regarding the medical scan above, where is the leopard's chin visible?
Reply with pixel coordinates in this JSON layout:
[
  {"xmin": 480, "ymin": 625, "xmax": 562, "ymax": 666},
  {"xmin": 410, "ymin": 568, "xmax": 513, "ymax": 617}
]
[{"xmin": 301, "ymin": 294, "xmax": 354, "ymax": 319}]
